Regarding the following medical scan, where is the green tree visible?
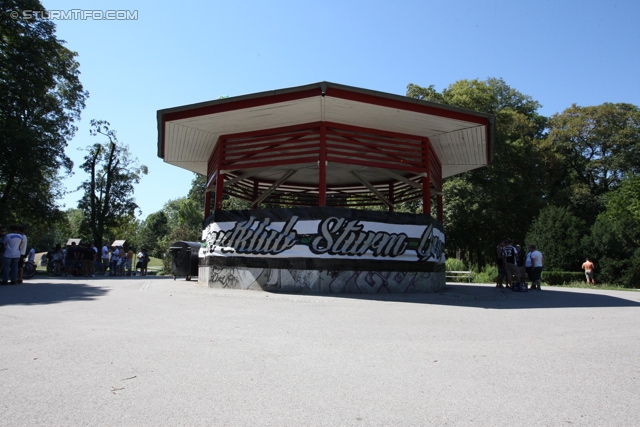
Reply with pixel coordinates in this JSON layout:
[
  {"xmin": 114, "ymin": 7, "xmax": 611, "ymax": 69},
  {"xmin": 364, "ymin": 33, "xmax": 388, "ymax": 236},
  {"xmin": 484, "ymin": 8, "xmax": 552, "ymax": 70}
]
[
  {"xmin": 587, "ymin": 215, "xmax": 640, "ymax": 286},
  {"xmin": 585, "ymin": 174, "xmax": 640, "ymax": 286},
  {"xmin": 163, "ymin": 197, "xmax": 202, "ymax": 242},
  {"xmin": 77, "ymin": 120, "xmax": 148, "ymax": 248},
  {"xmin": 138, "ymin": 211, "xmax": 170, "ymax": 258},
  {"xmin": 108, "ymin": 213, "xmax": 140, "ymax": 249},
  {"xmin": 545, "ymin": 103, "xmax": 640, "ymax": 224},
  {"xmin": 0, "ymin": 0, "xmax": 87, "ymax": 230},
  {"xmin": 58, "ymin": 208, "xmax": 85, "ymax": 241},
  {"xmin": 525, "ymin": 206, "xmax": 587, "ymax": 271},
  {"xmin": 407, "ymin": 78, "xmax": 549, "ymax": 269}
]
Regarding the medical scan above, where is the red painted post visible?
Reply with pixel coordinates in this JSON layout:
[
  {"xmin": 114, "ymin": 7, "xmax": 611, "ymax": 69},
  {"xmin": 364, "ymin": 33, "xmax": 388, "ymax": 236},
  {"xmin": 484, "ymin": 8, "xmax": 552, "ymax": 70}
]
[
  {"xmin": 423, "ymin": 139, "xmax": 430, "ymax": 215},
  {"xmin": 423, "ymin": 176, "xmax": 431, "ymax": 214},
  {"xmin": 319, "ymin": 123, "xmax": 327, "ymax": 206}
]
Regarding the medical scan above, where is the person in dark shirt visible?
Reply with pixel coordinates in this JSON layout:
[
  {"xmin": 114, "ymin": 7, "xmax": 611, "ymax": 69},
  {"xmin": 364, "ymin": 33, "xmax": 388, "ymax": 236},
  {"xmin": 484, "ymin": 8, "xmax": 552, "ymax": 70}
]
[
  {"xmin": 66, "ymin": 242, "xmax": 79, "ymax": 276},
  {"xmin": 501, "ymin": 239, "xmax": 519, "ymax": 286}
]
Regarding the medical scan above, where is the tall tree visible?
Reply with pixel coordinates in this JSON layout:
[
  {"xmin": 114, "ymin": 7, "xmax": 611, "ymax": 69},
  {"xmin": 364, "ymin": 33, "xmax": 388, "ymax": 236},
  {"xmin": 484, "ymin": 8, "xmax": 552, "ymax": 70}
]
[
  {"xmin": 407, "ymin": 78, "xmax": 549, "ymax": 269},
  {"xmin": 585, "ymin": 174, "xmax": 640, "ymax": 285},
  {"xmin": 525, "ymin": 206, "xmax": 587, "ymax": 271},
  {"xmin": 0, "ymin": 0, "xmax": 88, "ymax": 228},
  {"xmin": 137, "ymin": 211, "xmax": 170, "ymax": 258},
  {"xmin": 77, "ymin": 120, "xmax": 147, "ymax": 248},
  {"xmin": 545, "ymin": 103, "xmax": 640, "ymax": 224}
]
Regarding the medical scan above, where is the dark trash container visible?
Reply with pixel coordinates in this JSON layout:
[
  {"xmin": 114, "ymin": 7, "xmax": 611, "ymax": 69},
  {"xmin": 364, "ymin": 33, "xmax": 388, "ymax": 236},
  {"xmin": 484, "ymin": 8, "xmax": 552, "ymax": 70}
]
[{"xmin": 169, "ymin": 241, "xmax": 201, "ymax": 281}]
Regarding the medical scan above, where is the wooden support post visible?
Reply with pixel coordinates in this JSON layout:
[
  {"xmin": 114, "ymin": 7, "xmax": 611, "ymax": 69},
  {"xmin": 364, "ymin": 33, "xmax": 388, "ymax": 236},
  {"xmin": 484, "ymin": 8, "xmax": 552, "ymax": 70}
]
[
  {"xmin": 423, "ymin": 139, "xmax": 431, "ymax": 215},
  {"xmin": 423, "ymin": 176, "xmax": 431, "ymax": 214},
  {"xmin": 319, "ymin": 123, "xmax": 327, "ymax": 206}
]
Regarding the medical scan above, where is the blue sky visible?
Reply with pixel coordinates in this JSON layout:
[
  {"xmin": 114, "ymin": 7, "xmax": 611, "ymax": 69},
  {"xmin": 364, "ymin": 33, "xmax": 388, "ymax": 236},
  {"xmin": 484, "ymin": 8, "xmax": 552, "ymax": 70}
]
[{"xmin": 41, "ymin": 0, "xmax": 640, "ymax": 219}]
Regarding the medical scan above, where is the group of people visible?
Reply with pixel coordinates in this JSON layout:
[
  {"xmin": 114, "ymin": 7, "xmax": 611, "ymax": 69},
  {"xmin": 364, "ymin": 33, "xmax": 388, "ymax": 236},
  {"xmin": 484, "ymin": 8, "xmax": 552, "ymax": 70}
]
[
  {"xmin": 46, "ymin": 242, "xmax": 151, "ymax": 277},
  {"xmin": 1, "ymin": 225, "xmax": 35, "ymax": 285},
  {"xmin": 495, "ymin": 239, "xmax": 544, "ymax": 290}
]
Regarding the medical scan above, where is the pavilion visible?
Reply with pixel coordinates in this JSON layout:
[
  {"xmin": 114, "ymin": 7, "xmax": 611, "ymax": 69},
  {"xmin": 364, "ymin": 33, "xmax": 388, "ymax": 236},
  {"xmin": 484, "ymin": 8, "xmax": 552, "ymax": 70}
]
[{"xmin": 157, "ymin": 82, "xmax": 494, "ymax": 293}]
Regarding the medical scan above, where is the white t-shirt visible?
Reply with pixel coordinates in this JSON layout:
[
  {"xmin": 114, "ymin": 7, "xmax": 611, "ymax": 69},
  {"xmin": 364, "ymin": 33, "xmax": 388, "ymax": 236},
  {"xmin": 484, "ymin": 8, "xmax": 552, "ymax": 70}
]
[
  {"xmin": 102, "ymin": 246, "xmax": 110, "ymax": 260},
  {"xmin": 3, "ymin": 233, "xmax": 23, "ymax": 258},
  {"xmin": 530, "ymin": 250, "xmax": 543, "ymax": 267}
]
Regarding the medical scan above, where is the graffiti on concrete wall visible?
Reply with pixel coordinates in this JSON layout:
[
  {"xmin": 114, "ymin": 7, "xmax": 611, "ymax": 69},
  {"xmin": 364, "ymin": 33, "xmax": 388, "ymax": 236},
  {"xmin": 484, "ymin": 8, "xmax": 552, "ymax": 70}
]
[{"xmin": 204, "ymin": 265, "xmax": 443, "ymax": 294}]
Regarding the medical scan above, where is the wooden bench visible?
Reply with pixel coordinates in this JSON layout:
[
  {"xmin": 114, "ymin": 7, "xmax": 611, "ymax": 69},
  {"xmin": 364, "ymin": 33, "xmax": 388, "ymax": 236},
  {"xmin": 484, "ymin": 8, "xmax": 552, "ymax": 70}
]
[{"xmin": 445, "ymin": 270, "xmax": 473, "ymax": 283}]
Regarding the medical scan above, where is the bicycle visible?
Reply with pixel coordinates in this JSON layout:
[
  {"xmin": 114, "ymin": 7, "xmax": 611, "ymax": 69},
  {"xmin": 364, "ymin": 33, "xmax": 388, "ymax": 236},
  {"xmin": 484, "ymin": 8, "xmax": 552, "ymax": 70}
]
[{"xmin": 23, "ymin": 261, "xmax": 36, "ymax": 280}]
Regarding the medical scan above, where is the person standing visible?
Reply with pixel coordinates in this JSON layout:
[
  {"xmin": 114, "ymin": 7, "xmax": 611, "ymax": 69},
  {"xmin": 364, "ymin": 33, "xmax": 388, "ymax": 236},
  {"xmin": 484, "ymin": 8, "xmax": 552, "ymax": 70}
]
[
  {"xmin": 28, "ymin": 246, "xmax": 36, "ymax": 263},
  {"xmin": 529, "ymin": 244, "xmax": 544, "ymax": 290},
  {"xmin": 501, "ymin": 239, "xmax": 519, "ymax": 287},
  {"xmin": 52, "ymin": 244, "xmax": 64, "ymax": 276},
  {"xmin": 125, "ymin": 246, "xmax": 134, "ymax": 276},
  {"xmin": 495, "ymin": 240, "xmax": 506, "ymax": 288},
  {"xmin": 110, "ymin": 246, "xmax": 120, "ymax": 276},
  {"xmin": 582, "ymin": 258, "xmax": 596, "ymax": 285},
  {"xmin": 66, "ymin": 242, "xmax": 79, "ymax": 276},
  {"xmin": 2, "ymin": 226, "xmax": 23, "ymax": 285},
  {"xmin": 137, "ymin": 248, "xmax": 149, "ymax": 276},
  {"xmin": 81, "ymin": 244, "xmax": 94, "ymax": 277},
  {"xmin": 101, "ymin": 244, "xmax": 110, "ymax": 275}
]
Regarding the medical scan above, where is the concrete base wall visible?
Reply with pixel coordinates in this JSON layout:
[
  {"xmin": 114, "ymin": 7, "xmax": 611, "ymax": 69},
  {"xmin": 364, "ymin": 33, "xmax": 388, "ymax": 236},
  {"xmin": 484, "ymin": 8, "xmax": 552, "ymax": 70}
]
[{"xmin": 198, "ymin": 265, "xmax": 445, "ymax": 294}]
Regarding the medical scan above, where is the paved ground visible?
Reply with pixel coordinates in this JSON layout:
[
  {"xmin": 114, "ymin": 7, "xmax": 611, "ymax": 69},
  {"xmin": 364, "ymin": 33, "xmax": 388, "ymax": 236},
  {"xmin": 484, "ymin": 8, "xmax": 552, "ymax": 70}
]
[{"xmin": 1, "ymin": 276, "xmax": 639, "ymax": 426}]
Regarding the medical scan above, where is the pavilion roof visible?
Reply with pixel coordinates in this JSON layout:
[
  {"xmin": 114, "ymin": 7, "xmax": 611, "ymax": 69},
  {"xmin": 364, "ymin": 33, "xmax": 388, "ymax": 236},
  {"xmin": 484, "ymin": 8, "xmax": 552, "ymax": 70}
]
[{"xmin": 157, "ymin": 81, "xmax": 495, "ymax": 179}]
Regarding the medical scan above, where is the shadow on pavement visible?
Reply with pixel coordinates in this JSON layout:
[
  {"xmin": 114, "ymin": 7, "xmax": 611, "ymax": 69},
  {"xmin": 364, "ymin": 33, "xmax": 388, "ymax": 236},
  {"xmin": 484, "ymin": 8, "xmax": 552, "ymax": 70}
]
[
  {"xmin": 323, "ymin": 283, "xmax": 640, "ymax": 309},
  {"xmin": 0, "ymin": 281, "xmax": 110, "ymax": 306}
]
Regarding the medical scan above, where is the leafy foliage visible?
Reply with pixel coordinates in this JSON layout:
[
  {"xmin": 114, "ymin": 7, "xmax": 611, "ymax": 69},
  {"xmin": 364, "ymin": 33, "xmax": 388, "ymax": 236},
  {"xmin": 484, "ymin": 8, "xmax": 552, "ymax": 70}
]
[
  {"xmin": 445, "ymin": 258, "xmax": 467, "ymax": 272},
  {"xmin": 407, "ymin": 78, "xmax": 549, "ymax": 269},
  {"xmin": 583, "ymin": 174, "xmax": 640, "ymax": 286},
  {"xmin": 545, "ymin": 103, "xmax": 640, "ymax": 223},
  {"xmin": 137, "ymin": 211, "xmax": 170, "ymax": 258},
  {"xmin": 77, "ymin": 120, "xmax": 147, "ymax": 248},
  {"xmin": 525, "ymin": 206, "xmax": 587, "ymax": 271},
  {"xmin": 0, "ymin": 0, "xmax": 87, "ymax": 231}
]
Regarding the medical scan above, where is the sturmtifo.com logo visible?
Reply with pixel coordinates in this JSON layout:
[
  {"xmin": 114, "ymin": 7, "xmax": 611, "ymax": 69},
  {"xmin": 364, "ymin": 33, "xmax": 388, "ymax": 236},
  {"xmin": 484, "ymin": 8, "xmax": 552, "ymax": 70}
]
[{"xmin": 10, "ymin": 9, "xmax": 139, "ymax": 20}]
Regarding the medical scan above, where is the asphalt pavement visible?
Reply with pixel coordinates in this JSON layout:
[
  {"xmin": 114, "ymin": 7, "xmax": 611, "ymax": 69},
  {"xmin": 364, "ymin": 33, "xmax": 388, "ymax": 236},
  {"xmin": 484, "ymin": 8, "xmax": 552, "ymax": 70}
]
[{"xmin": 2, "ymin": 275, "xmax": 640, "ymax": 426}]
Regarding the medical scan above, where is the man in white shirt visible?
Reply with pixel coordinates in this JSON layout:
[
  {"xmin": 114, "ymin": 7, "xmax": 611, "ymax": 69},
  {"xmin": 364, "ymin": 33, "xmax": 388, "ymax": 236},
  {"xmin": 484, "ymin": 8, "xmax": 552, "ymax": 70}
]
[
  {"xmin": 528, "ymin": 244, "xmax": 544, "ymax": 291},
  {"xmin": 2, "ymin": 226, "xmax": 23, "ymax": 285},
  {"xmin": 101, "ymin": 245, "xmax": 110, "ymax": 275}
]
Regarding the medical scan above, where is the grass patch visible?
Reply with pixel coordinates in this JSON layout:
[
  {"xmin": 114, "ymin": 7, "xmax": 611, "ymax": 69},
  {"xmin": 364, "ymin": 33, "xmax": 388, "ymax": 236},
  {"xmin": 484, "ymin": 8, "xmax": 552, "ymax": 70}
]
[{"xmin": 147, "ymin": 256, "xmax": 165, "ymax": 275}]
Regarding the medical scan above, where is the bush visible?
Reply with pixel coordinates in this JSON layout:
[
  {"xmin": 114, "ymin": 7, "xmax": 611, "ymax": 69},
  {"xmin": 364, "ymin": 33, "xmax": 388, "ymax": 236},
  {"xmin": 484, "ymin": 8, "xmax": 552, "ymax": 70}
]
[
  {"xmin": 540, "ymin": 271, "xmax": 585, "ymax": 286},
  {"xmin": 445, "ymin": 258, "xmax": 467, "ymax": 271},
  {"xmin": 473, "ymin": 264, "xmax": 497, "ymax": 284}
]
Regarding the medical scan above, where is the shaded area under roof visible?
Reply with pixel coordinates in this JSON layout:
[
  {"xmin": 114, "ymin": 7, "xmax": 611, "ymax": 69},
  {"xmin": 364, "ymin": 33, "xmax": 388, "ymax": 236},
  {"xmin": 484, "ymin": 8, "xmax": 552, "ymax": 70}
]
[{"xmin": 157, "ymin": 82, "xmax": 495, "ymax": 181}]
